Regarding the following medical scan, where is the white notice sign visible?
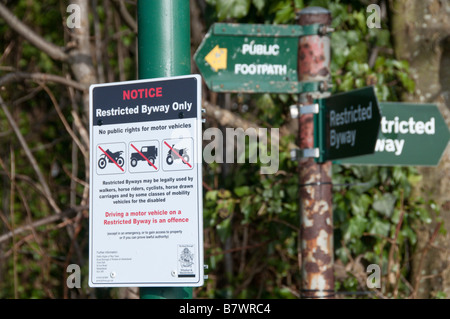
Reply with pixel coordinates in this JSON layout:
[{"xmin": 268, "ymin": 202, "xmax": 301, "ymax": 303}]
[{"xmin": 89, "ymin": 75, "xmax": 203, "ymax": 287}]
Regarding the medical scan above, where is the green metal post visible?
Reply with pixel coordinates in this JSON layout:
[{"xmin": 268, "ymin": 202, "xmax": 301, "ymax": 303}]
[{"xmin": 137, "ymin": 0, "xmax": 193, "ymax": 299}]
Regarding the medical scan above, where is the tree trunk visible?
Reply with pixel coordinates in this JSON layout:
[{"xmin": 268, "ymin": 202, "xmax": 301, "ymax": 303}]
[
  {"xmin": 68, "ymin": 0, "xmax": 98, "ymax": 118},
  {"xmin": 390, "ymin": 0, "xmax": 450, "ymax": 298}
]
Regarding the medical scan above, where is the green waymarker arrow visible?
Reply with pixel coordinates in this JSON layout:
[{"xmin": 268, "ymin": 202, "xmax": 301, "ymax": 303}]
[
  {"xmin": 337, "ymin": 102, "xmax": 450, "ymax": 166},
  {"xmin": 316, "ymin": 86, "xmax": 381, "ymax": 162},
  {"xmin": 194, "ymin": 23, "xmax": 324, "ymax": 94}
]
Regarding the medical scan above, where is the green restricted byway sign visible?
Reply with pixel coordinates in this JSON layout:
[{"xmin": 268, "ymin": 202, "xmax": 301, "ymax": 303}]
[
  {"xmin": 338, "ymin": 102, "xmax": 450, "ymax": 166},
  {"xmin": 194, "ymin": 23, "xmax": 324, "ymax": 94}
]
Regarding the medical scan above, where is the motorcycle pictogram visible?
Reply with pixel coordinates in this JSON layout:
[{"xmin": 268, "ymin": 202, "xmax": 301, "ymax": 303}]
[
  {"xmin": 166, "ymin": 144, "xmax": 189, "ymax": 165},
  {"xmin": 98, "ymin": 149, "xmax": 125, "ymax": 169}
]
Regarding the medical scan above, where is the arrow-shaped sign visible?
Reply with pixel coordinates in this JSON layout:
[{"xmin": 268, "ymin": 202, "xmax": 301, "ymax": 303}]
[
  {"xmin": 315, "ymin": 86, "xmax": 382, "ymax": 162},
  {"xmin": 194, "ymin": 23, "xmax": 325, "ymax": 94},
  {"xmin": 337, "ymin": 102, "xmax": 450, "ymax": 166}
]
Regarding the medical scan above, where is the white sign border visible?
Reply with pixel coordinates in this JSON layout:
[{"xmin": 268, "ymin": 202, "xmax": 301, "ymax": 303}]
[{"xmin": 88, "ymin": 74, "xmax": 204, "ymax": 287}]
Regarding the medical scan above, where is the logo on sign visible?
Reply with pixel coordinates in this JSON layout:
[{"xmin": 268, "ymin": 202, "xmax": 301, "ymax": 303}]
[{"xmin": 177, "ymin": 244, "xmax": 196, "ymax": 278}]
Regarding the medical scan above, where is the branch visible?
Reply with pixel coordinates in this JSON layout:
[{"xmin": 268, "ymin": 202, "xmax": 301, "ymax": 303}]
[
  {"xmin": 67, "ymin": 0, "xmax": 97, "ymax": 115},
  {"xmin": 0, "ymin": 72, "xmax": 88, "ymax": 91},
  {"xmin": 202, "ymin": 100, "xmax": 295, "ymax": 149},
  {"xmin": 412, "ymin": 222, "xmax": 443, "ymax": 299},
  {"xmin": 40, "ymin": 84, "xmax": 89, "ymax": 159},
  {"xmin": 0, "ymin": 2, "xmax": 68, "ymax": 61},
  {"xmin": 203, "ymin": 100, "xmax": 259, "ymax": 131},
  {"xmin": 111, "ymin": 0, "xmax": 138, "ymax": 34},
  {"xmin": 0, "ymin": 156, "xmax": 45, "ymax": 254},
  {"xmin": 71, "ymin": 109, "xmax": 90, "ymax": 148},
  {"xmin": 0, "ymin": 206, "xmax": 86, "ymax": 244},
  {"xmin": 0, "ymin": 95, "xmax": 61, "ymax": 214}
]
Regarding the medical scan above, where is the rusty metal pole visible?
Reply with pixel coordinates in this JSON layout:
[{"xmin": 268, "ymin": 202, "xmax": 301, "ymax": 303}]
[{"xmin": 296, "ymin": 7, "xmax": 334, "ymax": 299}]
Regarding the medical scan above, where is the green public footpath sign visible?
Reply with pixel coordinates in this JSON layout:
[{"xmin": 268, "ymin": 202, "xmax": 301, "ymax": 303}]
[
  {"xmin": 316, "ymin": 86, "xmax": 382, "ymax": 162},
  {"xmin": 338, "ymin": 102, "xmax": 450, "ymax": 166},
  {"xmin": 194, "ymin": 23, "xmax": 324, "ymax": 93}
]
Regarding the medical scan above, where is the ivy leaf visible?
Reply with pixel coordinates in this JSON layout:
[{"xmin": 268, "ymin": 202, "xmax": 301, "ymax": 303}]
[
  {"xmin": 352, "ymin": 11, "xmax": 367, "ymax": 32},
  {"xmin": 262, "ymin": 188, "xmax": 273, "ymax": 200},
  {"xmin": 240, "ymin": 195, "xmax": 253, "ymax": 223},
  {"xmin": 372, "ymin": 193, "xmax": 397, "ymax": 218},
  {"xmin": 216, "ymin": 217, "xmax": 232, "ymax": 242},
  {"xmin": 294, "ymin": 0, "xmax": 304, "ymax": 10},
  {"xmin": 218, "ymin": 189, "xmax": 232, "ymax": 199},
  {"xmin": 368, "ymin": 219, "xmax": 390, "ymax": 237},
  {"xmin": 216, "ymin": 199, "xmax": 235, "ymax": 218},
  {"xmin": 393, "ymin": 166, "xmax": 406, "ymax": 183},
  {"xmin": 415, "ymin": 207, "xmax": 432, "ymax": 224},
  {"xmin": 234, "ymin": 186, "xmax": 251, "ymax": 197},
  {"xmin": 397, "ymin": 71, "xmax": 415, "ymax": 93},
  {"xmin": 375, "ymin": 29, "xmax": 391, "ymax": 47},
  {"xmin": 347, "ymin": 42, "xmax": 368, "ymax": 63},
  {"xmin": 401, "ymin": 227, "xmax": 417, "ymax": 245},
  {"xmin": 351, "ymin": 193, "xmax": 372, "ymax": 216},
  {"xmin": 344, "ymin": 214, "xmax": 368, "ymax": 240},
  {"xmin": 376, "ymin": 84, "xmax": 390, "ymax": 101},
  {"xmin": 205, "ymin": 190, "xmax": 218, "ymax": 201},
  {"xmin": 340, "ymin": 74, "xmax": 354, "ymax": 91},
  {"xmin": 270, "ymin": 0, "xmax": 295, "ymax": 24},
  {"xmin": 345, "ymin": 30, "xmax": 360, "ymax": 46},
  {"xmin": 266, "ymin": 198, "xmax": 282, "ymax": 214},
  {"xmin": 408, "ymin": 172, "xmax": 422, "ymax": 186},
  {"xmin": 252, "ymin": 0, "xmax": 265, "ymax": 12},
  {"xmin": 374, "ymin": 56, "xmax": 386, "ymax": 70},
  {"xmin": 286, "ymin": 183, "xmax": 297, "ymax": 200},
  {"xmin": 215, "ymin": 0, "xmax": 251, "ymax": 20}
]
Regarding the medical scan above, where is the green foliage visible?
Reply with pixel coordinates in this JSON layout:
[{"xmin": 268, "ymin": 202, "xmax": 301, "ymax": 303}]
[
  {"xmin": 0, "ymin": 0, "xmax": 135, "ymax": 299},
  {"xmin": 201, "ymin": 134, "xmax": 300, "ymax": 298},
  {"xmin": 328, "ymin": 2, "xmax": 415, "ymax": 101},
  {"xmin": 206, "ymin": 0, "xmax": 252, "ymax": 20},
  {"xmin": 0, "ymin": 0, "xmax": 442, "ymax": 299},
  {"xmin": 206, "ymin": 0, "xmax": 303, "ymax": 24}
]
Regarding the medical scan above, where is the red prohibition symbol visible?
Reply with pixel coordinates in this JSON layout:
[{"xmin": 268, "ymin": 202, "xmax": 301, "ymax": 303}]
[
  {"xmin": 98, "ymin": 146, "xmax": 125, "ymax": 172},
  {"xmin": 130, "ymin": 143, "xmax": 158, "ymax": 170},
  {"xmin": 164, "ymin": 141, "xmax": 192, "ymax": 168}
]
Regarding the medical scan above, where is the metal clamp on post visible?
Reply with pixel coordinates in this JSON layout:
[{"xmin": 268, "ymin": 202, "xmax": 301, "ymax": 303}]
[
  {"xmin": 290, "ymin": 103, "xmax": 320, "ymax": 161},
  {"xmin": 290, "ymin": 148, "xmax": 320, "ymax": 161},
  {"xmin": 201, "ymin": 108, "xmax": 206, "ymax": 123},
  {"xmin": 289, "ymin": 103, "xmax": 319, "ymax": 119},
  {"xmin": 204, "ymin": 264, "xmax": 209, "ymax": 281},
  {"xmin": 318, "ymin": 25, "xmax": 335, "ymax": 36}
]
